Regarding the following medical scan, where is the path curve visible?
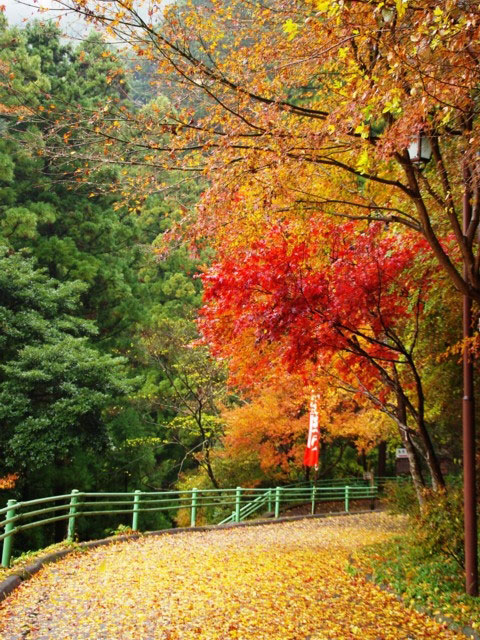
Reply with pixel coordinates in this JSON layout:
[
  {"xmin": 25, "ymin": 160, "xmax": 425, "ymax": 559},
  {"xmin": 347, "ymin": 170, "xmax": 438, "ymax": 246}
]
[{"xmin": 0, "ymin": 513, "xmax": 465, "ymax": 639}]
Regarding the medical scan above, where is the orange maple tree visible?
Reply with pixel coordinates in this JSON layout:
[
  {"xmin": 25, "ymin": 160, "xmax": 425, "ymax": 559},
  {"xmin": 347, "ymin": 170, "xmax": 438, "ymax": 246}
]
[
  {"xmin": 220, "ymin": 377, "xmax": 308, "ymax": 482},
  {"xmin": 219, "ymin": 369, "xmax": 394, "ymax": 483}
]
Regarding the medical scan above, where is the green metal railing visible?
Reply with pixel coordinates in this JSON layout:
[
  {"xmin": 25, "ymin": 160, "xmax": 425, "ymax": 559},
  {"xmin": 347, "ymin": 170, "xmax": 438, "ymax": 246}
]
[
  {"xmin": 0, "ymin": 480, "xmax": 383, "ymax": 568},
  {"xmin": 218, "ymin": 483, "xmax": 377, "ymax": 525}
]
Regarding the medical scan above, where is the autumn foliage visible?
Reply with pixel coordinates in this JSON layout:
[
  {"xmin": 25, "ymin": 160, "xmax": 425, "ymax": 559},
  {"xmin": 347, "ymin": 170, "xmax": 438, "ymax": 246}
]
[
  {"xmin": 0, "ymin": 473, "xmax": 18, "ymax": 490},
  {"xmin": 47, "ymin": 0, "xmax": 480, "ymax": 307},
  {"xmin": 220, "ymin": 378, "xmax": 308, "ymax": 480},
  {"xmin": 201, "ymin": 220, "xmax": 428, "ymax": 379}
]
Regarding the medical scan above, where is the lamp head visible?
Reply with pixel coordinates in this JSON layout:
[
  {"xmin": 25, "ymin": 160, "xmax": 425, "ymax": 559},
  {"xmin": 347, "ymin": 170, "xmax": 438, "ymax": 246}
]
[
  {"xmin": 381, "ymin": 6, "xmax": 395, "ymax": 23},
  {"xmin": 407, "ymin": 132, "xmax": 432, "ymax": 166}
]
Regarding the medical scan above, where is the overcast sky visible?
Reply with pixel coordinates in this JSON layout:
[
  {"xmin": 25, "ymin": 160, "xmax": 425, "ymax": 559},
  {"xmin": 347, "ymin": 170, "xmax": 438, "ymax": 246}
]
[
  {"xmin": 5, "ymin": 0, "xmax": 67, "ymax": 25},
  {"xmin": 3, "ymin": 0, "xmax": 170, "ymax": 45},
  {"xmin": 3, "ymin": 0, "xmax": 92, "ymax": 41},
  {"xmin": 4, "ymin": 0, "xmax": 38, "ymax": 25}
]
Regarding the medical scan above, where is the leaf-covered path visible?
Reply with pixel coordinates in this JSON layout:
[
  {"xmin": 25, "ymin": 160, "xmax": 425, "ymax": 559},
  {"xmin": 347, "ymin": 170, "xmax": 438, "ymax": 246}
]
[{"xmin": 0, "ymin": 514, "xmax": 465, "ymax": 640}]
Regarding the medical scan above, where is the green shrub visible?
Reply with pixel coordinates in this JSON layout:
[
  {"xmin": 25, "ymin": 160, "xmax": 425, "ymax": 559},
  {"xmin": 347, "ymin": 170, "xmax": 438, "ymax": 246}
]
[
  {"xmin": 383, "ymin": 479, "xmax": 418, "ymax": 515},
  {"xmin": 355, "ymin": 480, "xmax": 480, "ymax": 630},
  {"xmin": 383, "ymin": 479, "xmax": 466, "ymax": 568},
  {"xmin": 105, "ymin": 524, "xmax": 136, "ymax": 537},
  {"xmin": 412, "ymin": 486, "xmax": 464, "ymax": 568}
]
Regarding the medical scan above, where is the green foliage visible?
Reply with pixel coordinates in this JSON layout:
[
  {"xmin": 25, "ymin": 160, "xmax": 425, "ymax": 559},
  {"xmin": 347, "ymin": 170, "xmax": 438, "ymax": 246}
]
[
  {"xmin": 139, "ymin": 316, "xmax": 229, "ymax": 487},
  {"xmin": 176, "ymin": 448, "xmax": 264, "ymax": 498},
  {"xmin": 106, "ymin": 524, "xmax": 136, "ymax": 536},
  {"xmin": 167, "ymin": 414, "xmax": 224, "ymax": 443},
  {"xmin": 355, "ymin": 480, "xmax": 477, "ymax": 631},
  {"xmin": 354, "ymin": 534, "xmax": 480, "ymax": 631},
  {"xmin": 384, "ymin": 479, "xmax": 465, "ymax": 568},
  {"xmin": 4, "ymin": 337, "xmax": 127, "ymax": 469},
  {"xmin": 22, "ymin": 21, "xmax": 74, "ymax": 95},
  {"xmin": 0, "ymin": 21, "xmax": 144, "ymax": 351},
  {"xmin": 383, "ymin": 480, "xmax": 418, "ymax": 516},
  {"xmin": 0, "ymin": 249, "xmax": 131, "ymax": 473},
  {"xmin": 0, "ymin": 18, "xmax": 51, "ymax": 109},
  {"xmin": 0, "ymin": 14, "xmax": 209, "ymax": 509},
  {"xmin": 412, "ymin": 486, "xmax": 465, "ymax": 568}
]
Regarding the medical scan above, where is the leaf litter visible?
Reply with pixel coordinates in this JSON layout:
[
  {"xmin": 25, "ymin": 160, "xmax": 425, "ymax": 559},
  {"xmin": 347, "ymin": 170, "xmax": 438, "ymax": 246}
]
[{"xmin": 0, "ymin": 513, "xmax": 466, "ymax": 639}]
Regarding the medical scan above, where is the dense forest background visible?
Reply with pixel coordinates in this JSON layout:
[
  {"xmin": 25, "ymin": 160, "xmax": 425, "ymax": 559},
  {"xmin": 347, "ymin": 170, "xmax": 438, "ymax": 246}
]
[{"xmin": 0, "ymin": 16, "xmax": 220, "ymax": 540}]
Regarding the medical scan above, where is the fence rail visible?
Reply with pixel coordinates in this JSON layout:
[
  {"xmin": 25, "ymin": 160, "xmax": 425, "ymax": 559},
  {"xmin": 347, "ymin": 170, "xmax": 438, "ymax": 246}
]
[{"xmin": 0, "ymin": 477, "xmax": 393, "ymax": 567}]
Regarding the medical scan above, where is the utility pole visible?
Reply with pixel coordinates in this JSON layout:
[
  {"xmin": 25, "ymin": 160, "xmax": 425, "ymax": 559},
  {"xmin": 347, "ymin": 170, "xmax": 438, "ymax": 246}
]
[{"xmin": 463, "ymin": 176, "xmax": 478, "ymax": 596}]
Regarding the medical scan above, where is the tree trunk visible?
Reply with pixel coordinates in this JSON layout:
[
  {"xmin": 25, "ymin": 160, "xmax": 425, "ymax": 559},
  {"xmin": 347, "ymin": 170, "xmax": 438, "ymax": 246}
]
[
  {"xmin": 377, "ymin": 441, "xmax": 387, "ymax": 477},
  {"xmin": 397, "ymin": 394, "xmax": 426, "ymax": 509},
  {"xmin": 414, "ymin": 413, "xmax": 445, "ymax": 491},
  {"xmin": 204, "ymin": 457, "xmax": 219, "ymax": 489},
  {"xmin": 403, "ymin": 431, "xmax": 426, "ymax": 509},
  {"xmin": 392, "ymin": 364, "xmax": 444, "ymax": 492},
  {"xmin": 360, "ymin": 449, "xmax": 367, "ymax": 471}
]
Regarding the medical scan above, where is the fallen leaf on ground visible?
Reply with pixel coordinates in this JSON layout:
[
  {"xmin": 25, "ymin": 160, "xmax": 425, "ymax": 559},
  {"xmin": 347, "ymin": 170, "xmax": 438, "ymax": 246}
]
[{"xmin": 0, "ymin": 513, "xmax": 465, "ymax": 639}]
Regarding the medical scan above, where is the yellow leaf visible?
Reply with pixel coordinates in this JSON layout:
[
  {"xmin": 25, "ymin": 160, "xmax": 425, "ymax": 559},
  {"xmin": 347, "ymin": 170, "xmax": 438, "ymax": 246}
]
[
  {"xmin": 395, "ymin": 0, "xmax": 407, "ymax": 18},
  {"xmin": 356, "ymin": 149, "xmax": 369, "ymax": 174},
  {"xmin": 282, "ymin": 19, "xmax": 299, "ymax": 41}
]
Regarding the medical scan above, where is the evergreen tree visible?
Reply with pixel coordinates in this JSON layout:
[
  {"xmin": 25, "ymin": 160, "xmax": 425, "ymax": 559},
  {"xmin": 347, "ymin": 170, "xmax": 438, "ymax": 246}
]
[{"xmin": 0, "ymin": 249, "xmax": 130, "ymax": 476}]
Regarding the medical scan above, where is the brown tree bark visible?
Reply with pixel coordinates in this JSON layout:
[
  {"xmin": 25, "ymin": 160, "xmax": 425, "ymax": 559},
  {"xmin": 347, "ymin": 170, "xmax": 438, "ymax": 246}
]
[
  {"xmin": 377, "ymin": 441, "xmax": 387, "ymax": 478},
  {"xmin": 397, "ymin": 393, "xmax": 426, "ymax": 509}
]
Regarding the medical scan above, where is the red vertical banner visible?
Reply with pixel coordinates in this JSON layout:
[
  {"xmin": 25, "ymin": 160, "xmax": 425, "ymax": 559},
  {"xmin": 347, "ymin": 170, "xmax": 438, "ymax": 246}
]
[{"xmin": 304, "ymin": 393, "xmax": 319, "ymax": 468}]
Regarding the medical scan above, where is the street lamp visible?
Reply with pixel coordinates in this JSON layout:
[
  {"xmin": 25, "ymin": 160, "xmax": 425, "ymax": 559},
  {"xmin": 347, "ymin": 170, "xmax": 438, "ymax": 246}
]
[
  {"xmin": 406, "ymin": 129, "xmax": 478, "ymax": 596},
  {"xmin": 407, "ymin": 132, "xmax": 432, "ymax": 166},
  {"xmin": 381, "ymin": 5, "xmax": 395, "ymax": 23}
]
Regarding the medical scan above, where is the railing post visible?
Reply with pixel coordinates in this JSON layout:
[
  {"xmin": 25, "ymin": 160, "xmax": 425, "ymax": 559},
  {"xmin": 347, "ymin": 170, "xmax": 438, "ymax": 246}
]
[
  {"xmin": 274, "ymin": 486, "xmax": 281, "ymax": 518},
  {"xmin": 345, "ymin": 485, "xmax": 350, "ymax": 513},
  {"xmin": 132, "ymin": 490, "xmax": 141, "ymax": 531},
  {"xmin": 267, "ymin": 489, "xmax": 272, "ymax": 513},
  {"xmin": 190, "ymin": 488, "xmax": 198, "ymax": 527},
  {"xmin": 67, "ymin": 489, "xmax": 79, "ymax": 541},
  {"xmin": 235, "ymin": 486, "xmax": 242, "ymax": 523},
  {"xmin": 311, "ymin": 485, "xmax": 316, "ymax": 515},
  {"xmin": 1, "ymin": 499, "xmax": 17, "ymax": 568}
]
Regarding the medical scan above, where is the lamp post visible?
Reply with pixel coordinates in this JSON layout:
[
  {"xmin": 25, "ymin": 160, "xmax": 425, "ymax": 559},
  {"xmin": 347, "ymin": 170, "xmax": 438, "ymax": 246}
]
[
  {"xmin": 407, "ymin": 132, "xmax": 478, "ymax": 596},
  {"xmin": 462, "ymin": 175, "xmax": 478, "ymax": 596}
]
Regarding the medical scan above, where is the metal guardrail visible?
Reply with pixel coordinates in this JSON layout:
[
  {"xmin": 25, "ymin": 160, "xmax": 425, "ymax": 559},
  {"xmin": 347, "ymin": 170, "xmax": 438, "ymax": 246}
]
[
  {"xmin": 218, "ymin": 484, "xmax": 378, "ymax": 525},
  {"xmin": 0, "ymin": 479, "xmax": 388, "ymax": 567}
]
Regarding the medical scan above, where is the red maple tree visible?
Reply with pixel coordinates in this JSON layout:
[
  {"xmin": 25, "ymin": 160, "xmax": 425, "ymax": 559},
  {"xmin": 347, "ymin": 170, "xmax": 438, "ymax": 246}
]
[{"xmin": 200, "ymin": 219, "xmax": 444, "ymax": 501}]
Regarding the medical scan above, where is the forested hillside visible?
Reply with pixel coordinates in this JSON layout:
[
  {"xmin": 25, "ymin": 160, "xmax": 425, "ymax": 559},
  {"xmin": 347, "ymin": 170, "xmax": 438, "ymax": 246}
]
[{"xmin": 0, "ymin": 16, "xmax": 226, "ymax": 541}]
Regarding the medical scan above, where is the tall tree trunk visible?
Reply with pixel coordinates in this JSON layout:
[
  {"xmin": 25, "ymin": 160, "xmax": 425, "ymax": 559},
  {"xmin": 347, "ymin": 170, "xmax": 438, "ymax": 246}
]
[
  {"xmin": 413, "ymin": 411, "xmax": 445, "ymax": 491},
  {"xmin": 203, "ymin": 449, "xmax": 219, "ymax": 489},
  {"xmin": 197, "ymin": 412, "xmax": 220, "ymax": 489},
  {"xmin": 377, "ymin": 441, "xmax": 387, "ymax": 478},
  {"xmin": 360, "ymin": 449, "xmax": 367, "ymax": 471},
  {"xmin": 392, "ymin": 364, "xmax": 444, "ymax": 492},
  {"xmin": 397, "ymin": 393, "xmax": 426, "ymax": 509},
  {"xmin": 404, "ymin": 356, "xmax": 445, "ymax": 489}
]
